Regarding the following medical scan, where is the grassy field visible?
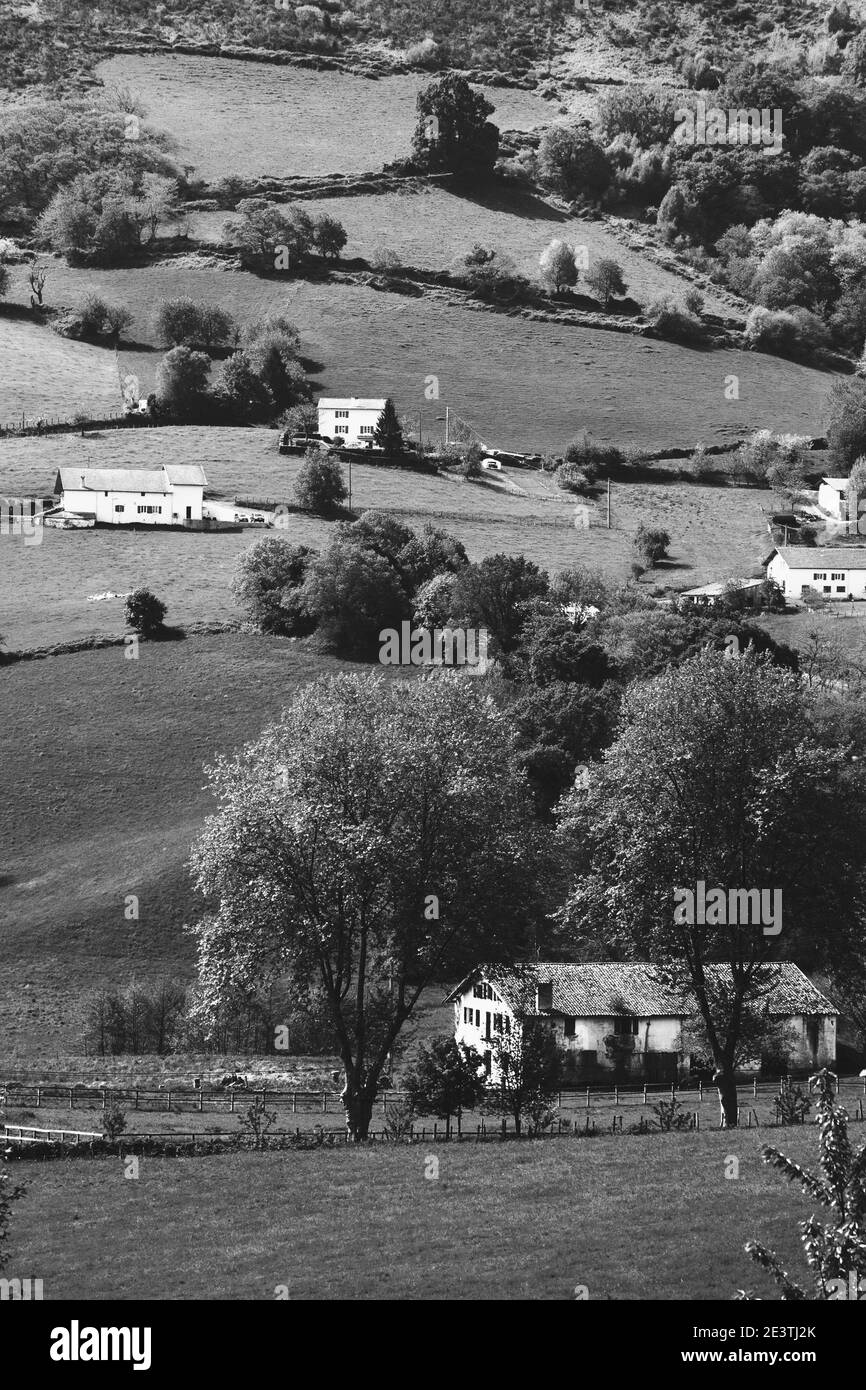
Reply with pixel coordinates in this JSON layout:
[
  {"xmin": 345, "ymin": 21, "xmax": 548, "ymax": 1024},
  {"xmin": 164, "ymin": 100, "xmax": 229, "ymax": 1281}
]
[
  {"xmin": 0, "ymin": 635, "xmax": 389, "ymax": 1056},
  {"xmin": 191, "ymin": 186, "xmax": 737, "ymax": 315},
  {"xmin": 96, "ymin": 53, "xmax": 556, "ymax": 180},
  {"xmin": 0, "ymin": 316, "xmax": 121, "ymax": 424},
  {"xmin": 5, "ymin": 1126, "xmax": 822, "ymax": 1299},
  {"xmin": 4, "ymin": 261, "xmax": 837, "ymax": 448},
  {"xmin": 0, "ymin": 427, "xmax": 772, "ymax": 649}
]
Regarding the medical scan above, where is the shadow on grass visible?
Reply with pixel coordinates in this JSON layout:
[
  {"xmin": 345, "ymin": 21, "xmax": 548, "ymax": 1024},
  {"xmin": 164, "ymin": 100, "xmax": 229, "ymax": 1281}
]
[
  {"xmin": 146, "ymin": 625, "xmax": 187, "ymax": 643},
  {"xmin": 448, "ymin": 179, "xmax": 570, "ymax": 224}
]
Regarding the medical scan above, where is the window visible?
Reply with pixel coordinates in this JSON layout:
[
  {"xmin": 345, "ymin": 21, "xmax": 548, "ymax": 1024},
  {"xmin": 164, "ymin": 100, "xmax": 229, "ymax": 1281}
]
[
  {"xmin": 831, "ymin": 572, "xmax": 845, "ymax": 580},
  {"xmin": 104, "ymin": 491, "xmax": 109, "ymax": 497},
  {"xmin": 493, "ymin": 1012, "xmax": 504, "ymax": 1034},
  {"xmin": 823, "ymin": 585, "xmax": 831, "ymax": 594},
  {"xmin": 359, "ymin": 425, "xmax": 373, "ymax": 434},
  {"xmin": 564, "ymin": 1017, "xmax": 576, "ymax": 1037},
  {"xmin": 137, "ymin": 505, "xmax": 160, "ymax": 515},
  {"xmin": 613, "ymin": 1016, "xmax": 639, "ymax": 1035},
  {"xmin": 463, "ymin": 1007, "xmax": 473, "ymax": 1025},
  {"xmin": 475, "ymin": 1009, "xmax": 480, "ymax": 1027},
  {"xmin": 114, "ymin": 505, "xmax": 125, "ymax": 513},
  {"xmin": 813, "ymin": 572, "xmax": 826, "ymax": 580},
  {"xmin": 837, "ymin": 585, "xmax": 846, "ymax": 593},
  {"xmin": 335, "ymin": 409, "xmax": 349, "ymax": 418},
  {"xmin": 334, "ymin": 424, "xmax": 348, "ymax": 433}
]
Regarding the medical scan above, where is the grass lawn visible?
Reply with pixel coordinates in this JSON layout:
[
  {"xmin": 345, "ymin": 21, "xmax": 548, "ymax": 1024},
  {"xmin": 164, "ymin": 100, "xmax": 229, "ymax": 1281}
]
[
  {"xmin": 6, "ymin": 1126, "xmax": 820, "ymax": 1299},
  {"xmin": 95, "ymin": 53, "xmax": 555, "ymax": 180},
  {"xmin": 0, "ymin": 315, "xmax": 121, "ymax": 424}
]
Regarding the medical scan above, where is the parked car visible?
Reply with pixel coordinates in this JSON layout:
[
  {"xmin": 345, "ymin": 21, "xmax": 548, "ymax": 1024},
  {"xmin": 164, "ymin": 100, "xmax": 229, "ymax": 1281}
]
[
  {"xmin": 250, "ymin": 512, "xmax": 266, "ymax": 524},
  {"xmin": 481, "ymin": 457, "xmax": 502, "ymax": 470}
]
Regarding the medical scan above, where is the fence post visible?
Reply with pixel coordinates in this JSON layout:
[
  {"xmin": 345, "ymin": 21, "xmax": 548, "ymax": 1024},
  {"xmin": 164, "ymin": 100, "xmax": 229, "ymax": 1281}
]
[
  {"xmin": 230, "ymin": 1090, "xmax": 235, "ymax": 1113},
  {"xmin": 322, "ymin": 1091, "xmax": 326, "ymax": 1114},
  {"xmin": 36, "ymin": 1088, "xmax": 41, "ymax": 1109},
  {"xmin": 698, "ymin": 1080, "xmax": 703, "ymax": 1102},
  {"xmin": 586, "ymin": 1087, "xmax": 590, "ymax": 1110},
  {"xmin": 643, "ymin": 1084, "xmax": 647, "ymax": 1105},
  {"xmin": 382, "ymin": 1091, "xmax": 387, "ymax": 1115},
  {"xmin": 101, "ymin": 1088, "xmax": 106, "ymax": 1111},
  {"xmin": 614, "ymin": 1086, "xmax": 619, "ymax": 1106},
  {"xmin": 167, "ymin": 1090, "xmax": 171, "ymax": 1113},
  {"xmin": 752, "ymin": 1077, "xmax": 757, "ymax": 1099},
  {"xmin": 198, "ymin": 1088, "xmax": 203, "ymax": 1112},
  {"xmin": 70, "ymin": 1087, "xmax": 74, "ymax": 1110},
  {"xmin": 292, "ymin": 1092, "xmax": 296, "ymax": 1114}
]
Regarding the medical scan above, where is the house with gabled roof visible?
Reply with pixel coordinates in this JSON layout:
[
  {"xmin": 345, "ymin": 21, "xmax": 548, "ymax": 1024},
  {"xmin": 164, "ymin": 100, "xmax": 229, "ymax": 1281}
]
[
  {"xmin": 54, "ymin": 465, "xmax": 207, "ymax": 526},
  {"xmin": 444, "ymin": 962, "xmax": 837, "ymax": 1082},
  {"xmin": 764, "ymin": 546, "xmax": 866, "ymax": 599}
]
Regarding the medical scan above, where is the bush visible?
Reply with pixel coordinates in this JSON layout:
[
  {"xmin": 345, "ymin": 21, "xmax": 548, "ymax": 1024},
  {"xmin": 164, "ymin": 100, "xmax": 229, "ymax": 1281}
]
[
  {"xmin": 564, "ymin": 433, "xmax": 623, "ymax": 477},
  {"xmin": 645, "ymin": 294, "xmax": 709, "ymax": 343},
  {"xmin": 744, "ymin": 305, "xmax": 829, "ymax": 357},
  {"xmin": 556, "ymin": 461, "xmax": 592, "ymax": 494},
  {"xmin": 293, "ymin": 448, "xmax": 347, "ymax": 513},
  {"xmin": 38, "ymin": 169, "xmax": 177, "ymax": 264},
  {"xmin": 58, "ymin": 292, "xmax": 132, "ymax": 340},
  {"xmin": 312, "ymin": 214, "xmax": 347, "ymax": 260},
  {"xmin": 828, "ymin": 377, "xmax": 866, "ymax": 468},
  {"xmin": 597, "ymin": 85, "xmax": 679, "ymax": 145},
  {"xmin": 537, "ymin": 124, "xmax": 611, "ymax": 200},
  {"xmin": 125, "ymin": 588, "xmax": 166, "ymax": 634},
  {"xmin": 102, "ymin": 1105, "xmax": 127, "ymax": 1141}
]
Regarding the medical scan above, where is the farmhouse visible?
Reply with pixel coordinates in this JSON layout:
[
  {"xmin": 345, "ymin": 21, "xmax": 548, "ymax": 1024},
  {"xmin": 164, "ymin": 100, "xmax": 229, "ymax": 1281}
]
[
  {"xmin": 317, "ymin": 397, "xmax": 386, "ymax": 445},
  {"xmin": 817, "ymin": 476, "xmax": 849, "ymax": 521},
  {"xmin": 54, "ymin": 466, "xmax": 207, "ymax": 526},
  {"xmin": 763, "ymin": 545, "xmax": 866, "ymax": 599},
  {"xmin": 445, "ymin": 962, "xmax": 837, "ymax": 1082}
]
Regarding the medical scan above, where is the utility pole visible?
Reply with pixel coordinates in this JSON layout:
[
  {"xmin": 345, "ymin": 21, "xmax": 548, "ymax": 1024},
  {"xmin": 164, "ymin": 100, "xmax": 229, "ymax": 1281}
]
[
  {"xmin": 348, "ymin": 455, "xmax": 352, "ymax": 512},
  {"xmin": 607, "ymin": 477, "xmax": 611, "ymax": 529},
  {"xmin": 445, "ymin": 405, "xmax": 450, "ymax": 447}
]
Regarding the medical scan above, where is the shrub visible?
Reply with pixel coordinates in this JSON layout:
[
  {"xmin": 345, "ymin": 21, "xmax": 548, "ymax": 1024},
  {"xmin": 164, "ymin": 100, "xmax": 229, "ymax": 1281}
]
[
  {"xmin": 564, "ymin": 433, "xmax": 623, "ymax": 477},
  {"xmin": 744, "ymin": 305, "xmax": 829, "ymax": 357},
  {"xmin": 597, "ymin": 85, "xmax": 679, "ymax": 145},
  {"xmin": 59, "ymin": 292, "xmax": 132, "ymax": 340},
  {"xmin": 645, "ymin": 294, "xmax": 708, "ymax": 343},
  {"xmin": 125, "ymin": 588, "xmax": 166, "ymax": 634},
  {"xmin": 102, "ymin": 1105, "xmax": 127, "ymax": 1141},
  {"xmin": 312, "ymin": 214, "xmax": 347, "ymax": 260},
  {"xmin": 403, "ymin": 37, "xmax": 443, "ymax": 69},
  {"xmin": 537, "ymin": 124, "xmax": 611, "ymax": 200},
  {"xmin": 293, "ymin": 448, "xmax": 347, "ymax": 513},
  {"xmin": 38, "ymin": 169, "xmax": 177, "ymax": 264},
  {"xmin": 556, "ymin": 461, "xmax": 592, "ymax": 494}
]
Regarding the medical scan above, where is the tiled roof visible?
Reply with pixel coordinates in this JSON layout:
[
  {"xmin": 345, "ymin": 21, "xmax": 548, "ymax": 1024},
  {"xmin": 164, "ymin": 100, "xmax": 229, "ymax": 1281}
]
[
  {"xmin": 774, "ymin": 547, "xmax": 866, "ymax": 570},
  {"xmin": 58, "ymin": 467, "xmax": 169, "ymax": 493},
  {"xmin": 445, "ymin": 961, "xmax": 837, "ymax": 1017}
]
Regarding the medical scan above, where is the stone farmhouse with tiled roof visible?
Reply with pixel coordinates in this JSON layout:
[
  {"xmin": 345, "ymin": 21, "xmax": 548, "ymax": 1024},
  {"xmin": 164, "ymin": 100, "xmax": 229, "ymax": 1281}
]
[{"xmin": 445, "ymin": 962, "xmax": 837, "ymax": 1083}]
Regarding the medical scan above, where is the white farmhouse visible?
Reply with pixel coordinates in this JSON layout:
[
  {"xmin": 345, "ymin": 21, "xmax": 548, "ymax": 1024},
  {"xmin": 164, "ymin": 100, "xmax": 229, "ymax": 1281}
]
[
  {"xmin": 817, "ymin": 476, "xmax": 850, "ymax": 521},
  {"xmin": 445, "ymin": 961, "xmax": 837, "ymax": 1082},
  {"xmin": 54, "ymin": 465, "xmax": 207, "ymax": 526},
  {"xmin": 764, "ymin": 546, "xmax": 866, "ymax": 599},
  {"xmin": 317, "ymin": 397, "xmax": 386, "ymax": 445}
]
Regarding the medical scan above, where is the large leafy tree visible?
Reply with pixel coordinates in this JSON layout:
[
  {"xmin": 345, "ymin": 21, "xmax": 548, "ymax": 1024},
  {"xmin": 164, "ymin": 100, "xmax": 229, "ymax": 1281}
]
[
  {"xmin": 189, "ymin": 672, "xmax": 545, "ymax": 1138},
  {"xmin": 412, "ymin": 74, "xmax": 499, "ymax": 175},
  {"xmin": 450, "ymin": 553, "xmax": 549, "ymax": 655},
  {"xmin": 557, "ymin": 649, "xmax": 866, "ymax": 1126}
]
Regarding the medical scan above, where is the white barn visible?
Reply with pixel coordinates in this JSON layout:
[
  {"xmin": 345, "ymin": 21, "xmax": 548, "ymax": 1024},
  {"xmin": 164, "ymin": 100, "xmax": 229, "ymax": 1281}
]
[
  {"xmin": 54, "ymin": 465, "xmax": 207, "ymax": 526},
  {"xmin": 317, "ymin": 397, "xmax": 386, "ymax": 445},
  {"xmin": 764, "ymin": 546, "xmax": 866, "ymax": 599},
  {"xmin": 445, "ymin": 961, "xmax": 837, "ymax": 1082}
]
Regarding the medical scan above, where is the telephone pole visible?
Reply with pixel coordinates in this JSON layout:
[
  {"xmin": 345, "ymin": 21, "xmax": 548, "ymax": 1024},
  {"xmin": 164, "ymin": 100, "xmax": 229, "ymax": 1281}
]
[{"xmin": 607, "ymin": 477, "xmax": 611, "ymax": 529}]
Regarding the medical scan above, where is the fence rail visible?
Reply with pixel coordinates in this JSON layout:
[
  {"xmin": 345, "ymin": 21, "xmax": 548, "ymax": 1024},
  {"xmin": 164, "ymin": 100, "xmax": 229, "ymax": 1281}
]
[{"xmin": 3, "ymin": 1076, "xmax": 865, "ymax": 1117}]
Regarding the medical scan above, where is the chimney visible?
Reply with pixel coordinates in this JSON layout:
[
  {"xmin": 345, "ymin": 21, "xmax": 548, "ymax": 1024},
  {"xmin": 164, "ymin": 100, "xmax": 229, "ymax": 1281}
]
[{"xmin": 536, "ymin": 981, "xmax": 553, "ymax": 1013}]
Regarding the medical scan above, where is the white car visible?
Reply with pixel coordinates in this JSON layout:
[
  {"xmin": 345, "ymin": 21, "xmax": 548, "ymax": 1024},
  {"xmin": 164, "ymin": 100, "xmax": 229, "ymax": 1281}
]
[{"xmin": 481, "ymin": 457, "xmax": 502, "ymax": 471}]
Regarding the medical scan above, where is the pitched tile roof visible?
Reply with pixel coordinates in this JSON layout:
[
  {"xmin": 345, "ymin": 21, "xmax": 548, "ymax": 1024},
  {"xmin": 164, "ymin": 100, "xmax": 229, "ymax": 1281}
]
[
  {"xmin": 445, "ymin": 962, "xmax": 837, "ymax": 1017},
  {"xmin": 58, "ymin": 467, "xmax": 169, "ymax": 494},
  {"xmin": 774, "ymin": 546, "xmax": 866, "ymax": 569}
]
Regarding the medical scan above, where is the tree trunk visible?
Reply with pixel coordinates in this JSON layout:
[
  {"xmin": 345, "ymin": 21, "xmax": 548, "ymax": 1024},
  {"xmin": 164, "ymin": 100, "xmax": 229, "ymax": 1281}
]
[
  {"xmin": 343, "ymin": 1084, "xmax": 375, "ymax": 1141},
  {"xmin": 715, "ymin": 1067, "xmax": 739, "ymax": 1128}
]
